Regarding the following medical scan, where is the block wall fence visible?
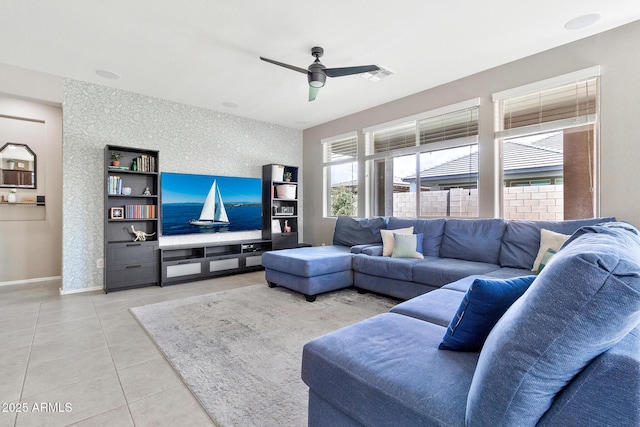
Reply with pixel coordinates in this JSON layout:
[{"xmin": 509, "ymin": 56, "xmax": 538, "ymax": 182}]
[{"xmin": 393, "ymin": 185, "xmax": 564, "ymax": 220}]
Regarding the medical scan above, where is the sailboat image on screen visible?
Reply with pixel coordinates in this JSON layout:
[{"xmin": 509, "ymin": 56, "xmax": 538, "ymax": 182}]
[{"xmin": 189, "ymin": 179, "xmax": 230, "ymax": 227}]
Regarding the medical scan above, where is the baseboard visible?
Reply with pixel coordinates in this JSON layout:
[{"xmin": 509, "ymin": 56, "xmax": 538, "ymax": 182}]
[
  {"xmin": 59, "ymin": 285, "xmax": 103, "ymax": 295},
  {"xmin": 0, "ymin": 276, "xmax": 61, "ymax": 287}
]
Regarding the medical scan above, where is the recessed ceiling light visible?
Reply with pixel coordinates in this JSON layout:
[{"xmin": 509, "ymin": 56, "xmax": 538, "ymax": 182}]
[
  {"xmin": 96, "ymin": 69, "xmax": 121, "ymax": 79},
  {"xmin": 564, "ymin": 13, "xmax": 602, "ymax": 30},
  {"xmin": 222, "ymin": 102, "xmax": 239, "ymax": 108}
]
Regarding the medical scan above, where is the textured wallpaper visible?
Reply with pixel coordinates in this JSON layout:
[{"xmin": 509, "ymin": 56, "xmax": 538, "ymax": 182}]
[{"xmin": 62, "ymin": 79, "xmax": 302, "ymax": 291}]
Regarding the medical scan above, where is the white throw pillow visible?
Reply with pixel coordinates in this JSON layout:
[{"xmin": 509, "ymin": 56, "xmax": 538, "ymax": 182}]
[
  {"xmin": 531, "ymin": 229, "xmax": 570, "ymax": 273},
  {"xmin": 380, "ymin": 226, "xmax": 414, "ymax": 256}
]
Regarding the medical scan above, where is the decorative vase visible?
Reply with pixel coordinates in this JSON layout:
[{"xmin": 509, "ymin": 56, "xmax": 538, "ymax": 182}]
[
  {"xmin": 283, "ymin": 220, "xmax": 291, "ymax": 233},
  {"xmin": 8, "ymin": 192, "xmax": 17, "ymax": 203},
  {"xmin": 272, "ymin": 165, "xmax": 284, "ymax": 182}
]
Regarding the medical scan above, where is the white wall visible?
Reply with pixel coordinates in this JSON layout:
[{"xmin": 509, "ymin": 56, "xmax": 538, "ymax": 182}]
[{"xmin": 303, "ymin": 20, "xmax": 640, "ymax": 245}]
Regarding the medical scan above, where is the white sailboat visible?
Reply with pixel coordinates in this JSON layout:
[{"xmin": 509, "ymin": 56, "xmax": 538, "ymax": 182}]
[{"xmin": 189, "ymin": 179, "xmax": 230, "ymax": 227}]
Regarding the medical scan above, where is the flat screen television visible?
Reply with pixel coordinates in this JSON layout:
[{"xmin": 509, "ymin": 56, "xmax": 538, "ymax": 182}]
[{"xmin": 161, "ymin": 172, "xmax": 262, "ymax": 236}]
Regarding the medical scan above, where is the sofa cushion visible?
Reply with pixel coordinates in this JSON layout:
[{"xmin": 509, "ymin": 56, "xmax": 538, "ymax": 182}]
[
  {"xmin": 484, "ymin": 267, "xmax": 536, "ymax": 280},
  {"xmin": 440, "ymin": 275, "xmax": 488, "ymax": 293},
  {"xmin": 387, "ymin": 217, "xmax": 417, "ymax": 230},
  {"xmin": 439, "ymin": 275, "xmax": 536, "ymax": 351},
  {"xmin": 412, "ymin": 257, "xmax": 500, "ymax": 288},
  {"xmin": 354, "ymin": 272, "xmax": 439, "ymax": 300},
  {"xmin": 413, "ymin": 218, "xmax": 447, "ymax": 257},
  {"xmin": 352, "ymin": 253, "xmax": 420, "ymax": 282},
  {"xmin": 498, "ymin": 217, "xmax": 616, "ymax": 270},
  {"xmin": 391, "ymin": 233, "xmax": 424, "ymax": 259},
  {"xmin": 537, "ymin": 326, "xmax": 640, "ymax": 427},
  {"xmin": 390, "ymin": 288, "xmax": 466, "ymax": 327},
  {"xmin": 302, "ymin": 313, "xmax": 476, "ymax": 427},
  {"xmin": 440, "ymin": 218, "xmax": 506, "ymax": 264},
  {"xmin": 531, "ymin": 228, "xmax": 569, "ymax": 273},
  {"xmin": 332, "ymin": 216, "xmax": 386, "ymax": 247},
  {"xmin": 466, "ymin": 222, "xmax": 640, "ymax": 426}
]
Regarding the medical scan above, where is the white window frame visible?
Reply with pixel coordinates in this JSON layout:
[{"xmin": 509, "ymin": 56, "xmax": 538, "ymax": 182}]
[
  {"xmin": 493, "ymin": 66, "xmax": 601, "ymax": 219},
  {"xmin": 321, "ymin": 131, "xmax": 359, "ymax": 217},
  {"xmin": 363, "ymin": 99, "xmax": 480, "ymax": 218}
]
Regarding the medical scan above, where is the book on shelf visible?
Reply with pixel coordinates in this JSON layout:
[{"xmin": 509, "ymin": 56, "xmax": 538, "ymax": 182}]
[
  {"xmin": 108, "ymin": 166, "xmax": 130, "ymax": 171},
  {"xmin": 124, "ymin": 204, "xmax": 157, "ymax": 219},
  {"xmin": 132, "ymin": 155, "xmax": 156, "ymax": 173},
  {"xmin": 108, "ymin": 176, "xmax": 123, "ymax": 195}
]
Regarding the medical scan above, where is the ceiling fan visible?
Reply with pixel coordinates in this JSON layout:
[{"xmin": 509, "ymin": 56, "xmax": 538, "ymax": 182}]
[{"xmin": 260, "ymin": 46, "xmax": 379, "ymax": 101}]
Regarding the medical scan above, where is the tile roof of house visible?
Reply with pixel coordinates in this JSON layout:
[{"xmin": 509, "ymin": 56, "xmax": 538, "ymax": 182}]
[{"xmin": 405, "ymin": 133, "xmax": 563, "ymax": 181}]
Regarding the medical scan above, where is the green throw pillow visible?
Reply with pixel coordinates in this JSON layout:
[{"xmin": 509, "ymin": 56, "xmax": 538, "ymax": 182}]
[
  {"xmin": 392, "ymin": 233, "xmax": 424, "ymax": 259},
  {"xmin": 537, "ymin": 248, "xmax": 556, "ymax": 273}
]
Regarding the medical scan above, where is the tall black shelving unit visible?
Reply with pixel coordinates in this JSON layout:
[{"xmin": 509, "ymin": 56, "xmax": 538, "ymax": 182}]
[
  {"xmin": 262, "ymin": 164, "xmax": 299, "ymax": 250},
  {"xmin": 104, "ymin": 145, "xmax": 160, "ymax": 293}
]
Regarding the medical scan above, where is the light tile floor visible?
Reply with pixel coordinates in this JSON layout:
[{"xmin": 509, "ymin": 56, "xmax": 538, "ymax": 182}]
[{"xmin": 0, "ymin": 271, "xmax": 265, "ymax": 427}]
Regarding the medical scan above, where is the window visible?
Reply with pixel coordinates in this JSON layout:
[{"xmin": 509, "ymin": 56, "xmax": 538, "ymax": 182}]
[
  {"xmin": 364, "ymin": 100, "xmax": 480, "ymax": 218},
  {"xmin": 322, "ymin": 132, "xmax": 358, "ymax": 217},
  {"xmin": 494, "ymin": 67, "xmax": 599, "ymax": 220}
]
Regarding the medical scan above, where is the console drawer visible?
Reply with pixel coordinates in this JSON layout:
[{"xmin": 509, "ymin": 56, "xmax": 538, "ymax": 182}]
[
  {"xmin": 107, "ymin": 241, "xmax": 158, "ymax": 266},
  {"xmin": 105, "ymin": 261, "xmax": 158, "ymax": 291}
]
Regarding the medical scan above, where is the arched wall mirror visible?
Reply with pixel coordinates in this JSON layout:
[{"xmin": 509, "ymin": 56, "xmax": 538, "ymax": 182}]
[{"xmin": 0, "ymin": 143, "xmax": 36, "ymax": 189}]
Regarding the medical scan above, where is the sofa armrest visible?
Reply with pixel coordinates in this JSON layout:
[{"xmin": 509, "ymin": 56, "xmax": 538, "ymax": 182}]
[
  {"xmin": 538, "ymin": 328, "xmax": 640, "ymax": 426},
  {"xmin": 361, "ymin": 245, "xmax": 383, "ymax": 256}
]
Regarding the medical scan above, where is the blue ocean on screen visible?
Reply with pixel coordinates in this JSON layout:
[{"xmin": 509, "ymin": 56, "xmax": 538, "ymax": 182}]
[
  {"xmin": 161, "ymin": 172, "xmax": 262, "ymax": 236},
  {"xmin": 162, "ymin": 203, "xmax": 261, "ymax": 235}
]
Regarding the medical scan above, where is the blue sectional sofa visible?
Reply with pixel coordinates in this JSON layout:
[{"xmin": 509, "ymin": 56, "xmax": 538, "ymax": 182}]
[
  {"xmin": 302, "ymin": 222, "xmax": 640, "ymax": 426},
  {"xmin": 262, "ymin": 215, "xmax": 614, "ymax": 301}
]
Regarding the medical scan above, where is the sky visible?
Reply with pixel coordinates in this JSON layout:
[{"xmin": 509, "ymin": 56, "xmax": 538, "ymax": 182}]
[{"xmin": 161, "ymin": 172, "xmax": 261, "ymax": 204}]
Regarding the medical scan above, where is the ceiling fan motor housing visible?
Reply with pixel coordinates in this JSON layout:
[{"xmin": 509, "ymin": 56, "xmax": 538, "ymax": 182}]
[{"xmin": 308, "ymin": 62, "xmax": 327, "ymax": 87}]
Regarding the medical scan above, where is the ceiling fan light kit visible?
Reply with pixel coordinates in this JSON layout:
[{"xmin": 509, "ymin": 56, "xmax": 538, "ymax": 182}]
[{"xmin": 260, "ymin": 46, "xmax": 379, "ymax": 101}]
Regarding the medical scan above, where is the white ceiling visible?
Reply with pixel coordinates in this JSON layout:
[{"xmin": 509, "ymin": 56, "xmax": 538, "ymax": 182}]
[{"xmin": 1, "ymin": 1, "xmax": 639, "ymax": 129}]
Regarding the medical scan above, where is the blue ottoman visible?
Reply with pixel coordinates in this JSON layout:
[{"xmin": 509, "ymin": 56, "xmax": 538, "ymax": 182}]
[{"xmin": 262, "ymin": 246, "xmax": 354, "ymax": 301}]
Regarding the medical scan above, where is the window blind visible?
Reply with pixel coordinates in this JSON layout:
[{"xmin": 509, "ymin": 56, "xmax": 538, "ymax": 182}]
[
  {"xmin": 418, "ymin": 106, "xmax": 479, "ymax": 145},
  {"xmin": 368, "ymin": 105, "xmax": 479, "ymax": 156},
  {"xmin": 495, "ymin": 74, "xmax": 598, "ymax": 139},
  {"xmin": 323, "ymin": 133, "xmax": 358, "ymax": 164},
  {"xmin": 371, "ymin": 122, "xmax": 416, "ymax": 154}
]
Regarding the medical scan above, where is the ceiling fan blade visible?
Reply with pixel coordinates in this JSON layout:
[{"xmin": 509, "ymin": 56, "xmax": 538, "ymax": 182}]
[
  {"xmin": 260, "ymin": 57, "xmax": 308, "ymax": 74},
  {"xmin": 325, "ymin": 65, "xmax": 379, "ymax": 78},
  {"xmin": 309, "ymin": 86, "xmax": 320, "ymax": 102}
]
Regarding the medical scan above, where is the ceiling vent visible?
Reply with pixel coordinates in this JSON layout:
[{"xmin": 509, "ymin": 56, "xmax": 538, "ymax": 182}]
[{"xmin": 360, "ymin": 66, "xmax": 395, "ymax": 82}]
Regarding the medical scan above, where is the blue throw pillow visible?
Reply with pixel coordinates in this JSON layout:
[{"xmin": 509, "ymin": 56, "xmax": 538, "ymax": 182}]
[
  {"xmin": 415, "ymin": 233, "xmax": 424, "ymax": 254},
  {"xmin": 439, "ymin": 275, "xmax": 536, "ymax": 351}
]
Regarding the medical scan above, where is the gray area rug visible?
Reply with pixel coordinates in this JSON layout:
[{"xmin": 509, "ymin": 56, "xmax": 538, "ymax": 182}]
[{"xmin": 130, "ymin": 284, "xmax": 396, "ymax": 426}]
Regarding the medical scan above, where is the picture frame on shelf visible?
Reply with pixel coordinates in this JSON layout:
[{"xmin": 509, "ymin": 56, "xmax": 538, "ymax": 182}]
[
  {"xmin": 272, "ymin": 219, "xmax": 281, "ymax": 233},
  {"xmin": 275, "ymin": 206, "xmax": 294, "ymax": 216},
  {"xmin": 110, "ymin": 207, "xmax": 124, "ymax": 219}
]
